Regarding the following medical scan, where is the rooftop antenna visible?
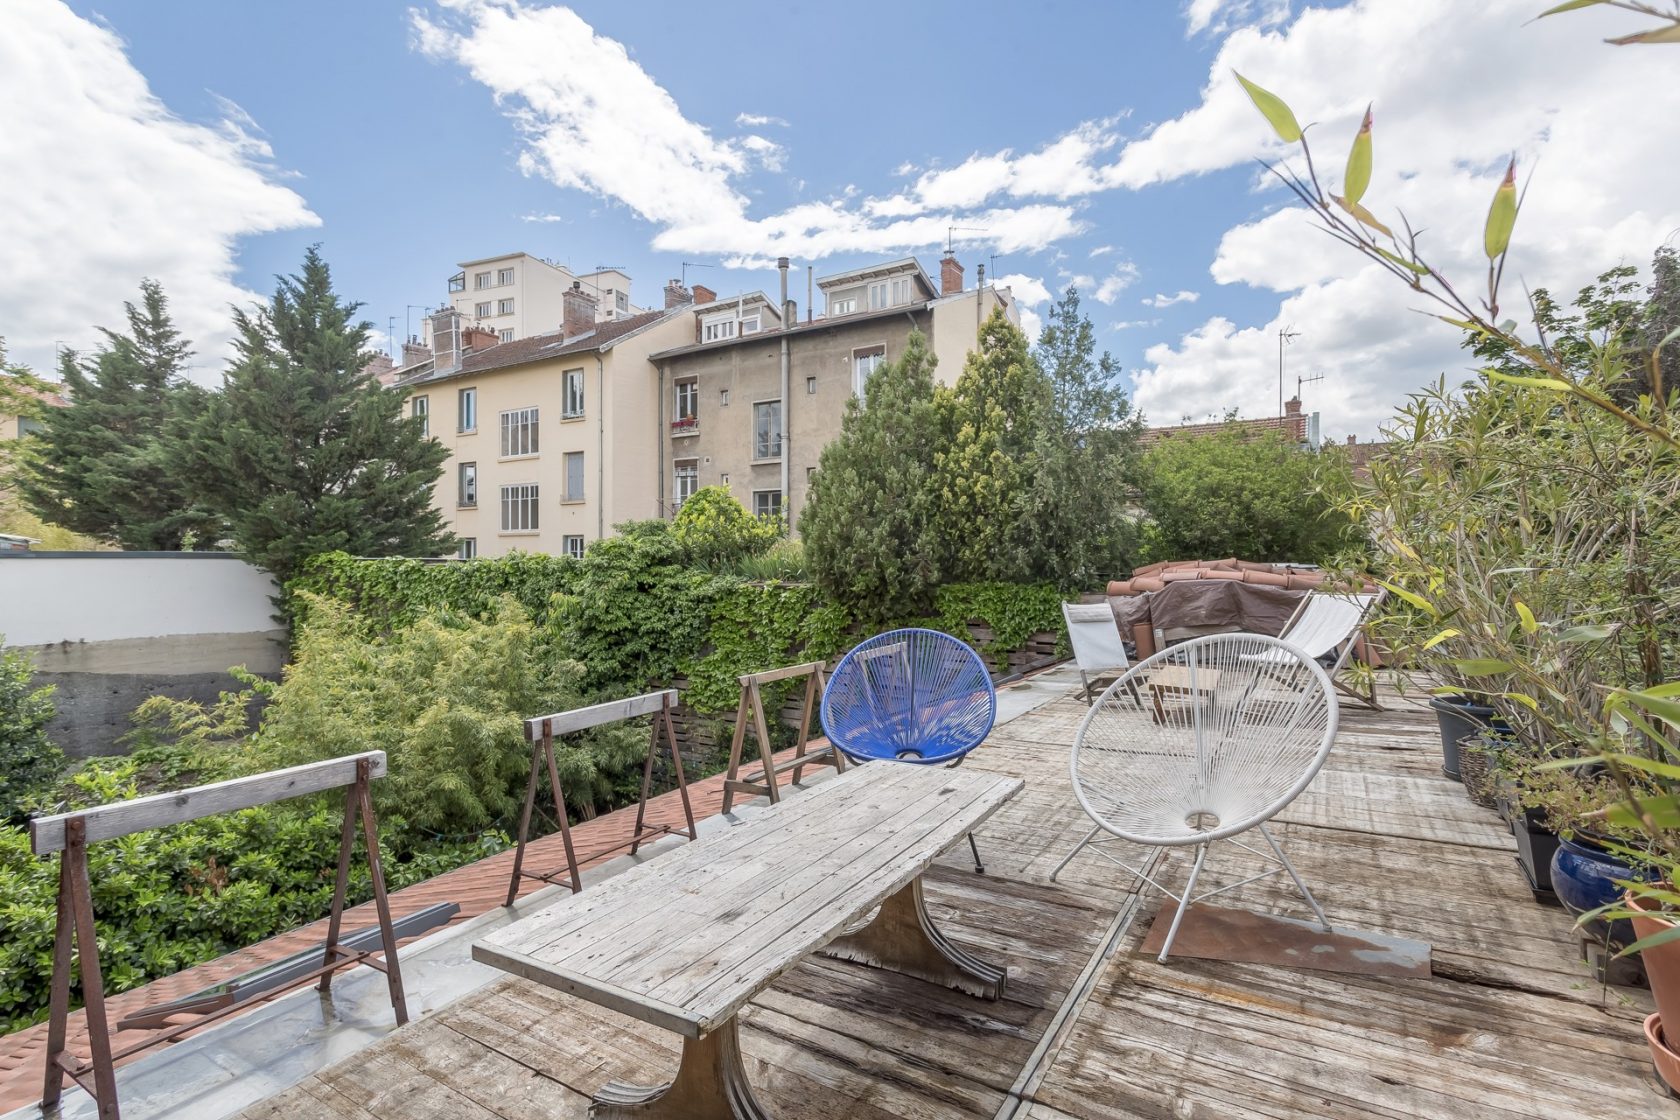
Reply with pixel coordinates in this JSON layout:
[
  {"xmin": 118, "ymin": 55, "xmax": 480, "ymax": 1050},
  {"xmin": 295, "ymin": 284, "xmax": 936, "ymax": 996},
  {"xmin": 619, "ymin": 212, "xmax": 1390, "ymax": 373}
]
[
  {"xmin": 1277, "ymin": 326, "xmax": 1301, "ymax": 415},
  {"xmin": 681, "ymin": 261, "xmax": 716, "ymax": 287},
  {"xmin": 1297, "ymin": 369, "xmax": 1326, "ymax": 403},
  {"xmin": 946, "ymin": 225, "xmax": 988, "ymax": 253}
]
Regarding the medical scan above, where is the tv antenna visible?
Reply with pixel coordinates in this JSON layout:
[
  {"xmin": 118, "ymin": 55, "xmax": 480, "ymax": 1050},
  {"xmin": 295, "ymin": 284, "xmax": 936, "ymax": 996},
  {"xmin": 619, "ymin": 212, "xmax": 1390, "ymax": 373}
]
[
  {"xmin": 946, "ymin": 225, "xmax": 988, "ymax": 253},
  {"xmin": 681, "ymin": 261, "xmax": 716, "ymax": 286},
  {"xmin": 1297, "ymin": 369, "xmax": 1326, "ymax": 403},
  {"xmin": 1277, "ymin": 326, "xmax": 1301, "ymax": 415}
]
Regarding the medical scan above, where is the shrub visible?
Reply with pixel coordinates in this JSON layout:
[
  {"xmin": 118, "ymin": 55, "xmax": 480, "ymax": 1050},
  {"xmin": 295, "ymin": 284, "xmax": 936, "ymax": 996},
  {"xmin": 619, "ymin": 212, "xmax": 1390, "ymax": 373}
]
[
  {"xmin": 0, "ymin": 640, "xmax": 63, "ymax": 822},
  {"xmin": 672, "ymin": 486, "xmax": 780, "ymax": 569}
]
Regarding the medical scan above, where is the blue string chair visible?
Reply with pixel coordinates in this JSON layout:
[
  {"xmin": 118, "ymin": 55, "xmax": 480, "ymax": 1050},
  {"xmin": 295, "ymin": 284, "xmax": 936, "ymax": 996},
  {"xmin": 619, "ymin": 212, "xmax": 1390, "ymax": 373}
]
[{"xmin": 821, "ymin": 628, "xmax": 998, "ymax": 870}]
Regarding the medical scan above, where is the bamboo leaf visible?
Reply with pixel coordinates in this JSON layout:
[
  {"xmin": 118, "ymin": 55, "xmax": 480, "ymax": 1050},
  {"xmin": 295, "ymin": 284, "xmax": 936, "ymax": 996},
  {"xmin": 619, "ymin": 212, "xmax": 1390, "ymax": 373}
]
[
  {"xmin": 1605, "ymin": 796, "xmax": 1680, "ymax": 831},
  {"xmin": 1452, "ymin": 658, "xmax": 1516, "ymax": 676},
  {"xmin": 1513, "ymin": 599, "xmax": 1538, "ymax": 634},
  {"xmin": 1600, "ymin": 753, "xmax": 1680, "ymax": 780},
  {"xmin": 1608, "ymin": 25, "xmax": 1680, "ymax": 45},
  {"xmin": 1486, "ymin": 370, "xmax": 1574, "ymax": 391},
  {"xmin": 1332, "ymin": 194, "xmax": 1392, "ymax": 238},
  {"xmin": 1234, "ymin": 72, "xmax": 1303, "ymax": 143},
  {"xmin": 1557, "ymin": 623, "xmax": 1616, "ymax": 642},
  {"xmin": 1421, "ymin": 627, "xmax": 1461, "ymax": 650},
  {"xmin": 1439, "ymin": 315, "xmax": 1489, "ymax": 336},
  {"xmin": 1484, "ymin": 157, "xmax": 1519, "ymax": 259},
  {"xmin": 1378, "ymin": 580, "xmax": 1439, "ymax": 618},
  {"xmin": 1344, "ymin": 104, "xmax": 1373, "ymax": 205},
  {"xmin": 1611, "ymin": 688, "xmax": 1680, "ymax": 728},
  {"xmin": 1375, "ymin": 246, "xmax": 1429, "ymax": 276},
  {"xmin": 1499, "ymin": 691, "xmax": 1540, "ymax": 711}
]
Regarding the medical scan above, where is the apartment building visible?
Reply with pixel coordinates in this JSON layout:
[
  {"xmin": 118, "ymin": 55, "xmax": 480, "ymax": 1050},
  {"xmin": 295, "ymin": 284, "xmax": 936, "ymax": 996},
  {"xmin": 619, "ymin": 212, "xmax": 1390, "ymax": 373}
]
[
  {"xmin": 649, "ymin": 253, "xmax": 1015, "ymax": 530},
  {"xmin": 0, "ymin": 377, "xmax": 66, "ymax": 441},
  {"xmin": 439, "ymin": 253, "xmax": 645, "ymax": 346},
  {"xmin": 397, "ymin": 283, "xmax": 693, "ymax": 559}
]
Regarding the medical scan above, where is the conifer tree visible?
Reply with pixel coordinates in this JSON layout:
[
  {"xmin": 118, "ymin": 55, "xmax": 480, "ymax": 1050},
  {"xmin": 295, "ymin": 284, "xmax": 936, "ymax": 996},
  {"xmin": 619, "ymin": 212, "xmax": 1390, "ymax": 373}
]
[
  {"xmin": 20, "ymin": 281, "xmax": 216, "ymax": 549},
  {"xmin": 177, "ymin": 247, "xmax": 451, "ymax": 587},
  {"xmin": 800, "ymin": 330, "xmax": 945, "ymax": 619},
  {"xmin": 1030, "ymin": 287, "xmax": 1143, "ymax": 586},
  {"xmin": 932, "ymin": 309, "xmax": 1053, "ymax": 583}
]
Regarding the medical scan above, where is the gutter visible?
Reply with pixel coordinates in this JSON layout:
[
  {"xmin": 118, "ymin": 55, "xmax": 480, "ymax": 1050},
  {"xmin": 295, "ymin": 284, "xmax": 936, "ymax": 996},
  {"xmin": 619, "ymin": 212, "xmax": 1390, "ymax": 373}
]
[{"xmin": 596, "ymin": 354, "xmax": 606, "ymax": 541}]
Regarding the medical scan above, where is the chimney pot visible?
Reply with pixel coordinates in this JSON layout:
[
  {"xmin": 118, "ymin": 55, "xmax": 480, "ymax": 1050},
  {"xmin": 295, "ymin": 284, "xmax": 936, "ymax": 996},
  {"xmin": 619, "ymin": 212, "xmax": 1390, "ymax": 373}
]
[
  {"xmin": 664, "ymin": 279, "xmax": 693, "ymax": 308},
  {"xmin": 940, "ymin": 253, "xmax": 965, "ymax": 297}
]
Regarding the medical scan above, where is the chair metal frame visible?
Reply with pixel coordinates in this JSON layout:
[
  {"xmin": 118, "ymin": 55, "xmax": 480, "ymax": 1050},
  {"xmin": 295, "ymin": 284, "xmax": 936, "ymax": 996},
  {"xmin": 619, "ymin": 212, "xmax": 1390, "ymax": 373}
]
[
  {"xmin": 1050, "ymin": 633, "xmax": 1340, "ymax": 961},
  {"xmin": 1061, "ymin": 600, "xmax": 1141, "ymax": 707}
]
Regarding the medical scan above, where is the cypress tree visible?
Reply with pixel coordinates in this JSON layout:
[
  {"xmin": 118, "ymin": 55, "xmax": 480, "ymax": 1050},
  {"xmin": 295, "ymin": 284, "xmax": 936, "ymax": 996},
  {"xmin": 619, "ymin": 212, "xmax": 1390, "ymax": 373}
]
[
  {"xmin": 800, "ymin": 330, "xmax": 945, "ymax": 619},
  {"xmin": 20, "ymin": 281, "xmax": 216, "ymax": 549},
  {"xmin": 178, "ymin": 247, "xmax": 452, "ymax": 587},
  {"xmin": 932, "ymin": 308, "xmax": 1053, "ymax": 583}
]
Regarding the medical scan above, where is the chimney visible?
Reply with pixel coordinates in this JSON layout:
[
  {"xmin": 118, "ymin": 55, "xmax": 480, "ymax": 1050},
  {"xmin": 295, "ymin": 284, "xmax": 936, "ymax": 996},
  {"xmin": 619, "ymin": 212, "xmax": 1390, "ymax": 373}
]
[
  {"xmin": 1347, "ymin": 434, "xmax": 1358, "ymax": 447},
  {"xmin": 361, "ymin": 353, "xmax": 394, "ymax": 379},
  {"xmin": 401, "ymin": 339, "xmax": 431, "ymax": 369},
  {"xmin": 778, "ymin": 257, "xmax": 790, "ymax": 331},
  {"xmin": 693, "ymin": 284, "xmax": 717, "ymax": 305},
  {"xmin": 563, "ymin": 282, "xmax": 599, "ymax": 338},
  {"xmin": 428, "ymin": 308, "xmax": 463, "ymax": 373},
  {"xmin": 1284, "ymin": 397, "xmax": 1303, "ymax": 416},
  {"xmin": 784, "ymin": 299, "xmax": 797, "ymax": 324},
  {"xmin": 940, "ymin": 252, "xmax": 965, "ymax": 296},
  {"xmin": 462, "ymin": 325, "xmax": 499, "ymax": 353},
  {"xmin": 664, "ymin": 279, "xmax": 692, "ymax": 308}
]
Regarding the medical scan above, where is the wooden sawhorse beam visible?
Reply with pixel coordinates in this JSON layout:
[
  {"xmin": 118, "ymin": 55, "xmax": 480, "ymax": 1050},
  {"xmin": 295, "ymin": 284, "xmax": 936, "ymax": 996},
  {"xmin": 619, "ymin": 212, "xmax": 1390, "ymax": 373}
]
[{"xmin": 721, "ymin": 660, "xmax": 845, "ymax": 814}]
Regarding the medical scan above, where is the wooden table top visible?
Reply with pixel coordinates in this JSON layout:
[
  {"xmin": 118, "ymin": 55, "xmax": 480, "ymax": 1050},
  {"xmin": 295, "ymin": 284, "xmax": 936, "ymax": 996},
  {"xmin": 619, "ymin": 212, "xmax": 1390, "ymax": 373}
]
[{"xmin": 473, "ymin": 761, "xmax": 1023, "ymax": 1039}]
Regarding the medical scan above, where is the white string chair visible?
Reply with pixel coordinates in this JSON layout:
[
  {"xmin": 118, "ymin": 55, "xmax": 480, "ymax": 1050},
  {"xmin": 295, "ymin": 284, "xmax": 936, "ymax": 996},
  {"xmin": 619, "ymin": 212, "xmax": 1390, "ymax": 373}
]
[{"xmin": 1050, "ymin": 633, "xmax": 1339, "ymax": 961}]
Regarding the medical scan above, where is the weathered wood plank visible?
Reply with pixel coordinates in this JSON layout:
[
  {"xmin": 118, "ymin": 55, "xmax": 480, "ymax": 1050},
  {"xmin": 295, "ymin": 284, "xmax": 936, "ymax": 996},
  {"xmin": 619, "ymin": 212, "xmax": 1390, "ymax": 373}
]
[
  {"xmin": 524, "ymin": 690, "xmax": 677, "ymax": 741},
  {"xmin": 29, "ymin": 752, "xmax": 387, "ymax": 854}
]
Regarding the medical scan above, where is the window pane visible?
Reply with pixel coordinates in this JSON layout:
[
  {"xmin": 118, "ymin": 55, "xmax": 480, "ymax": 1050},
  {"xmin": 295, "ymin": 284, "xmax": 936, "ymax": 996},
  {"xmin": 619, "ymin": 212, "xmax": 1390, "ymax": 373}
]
[
  {"xmin": 459, "ymin": 388, "xmax": 476, "ymax": 431},
  {"xmin": 565, "ymin": 452, "xmax": 584, "ymax": 500},
  {"xmin": 754, "ymin": 401, "xmax": 782, "ymax": 459}
]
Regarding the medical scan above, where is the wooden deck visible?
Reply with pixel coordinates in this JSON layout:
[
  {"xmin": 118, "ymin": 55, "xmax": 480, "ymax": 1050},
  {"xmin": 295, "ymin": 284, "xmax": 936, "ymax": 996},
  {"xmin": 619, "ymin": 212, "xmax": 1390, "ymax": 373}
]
[{"xmin": 235, "ymin": 683, "xmax": 1676, "ymax": 1119}]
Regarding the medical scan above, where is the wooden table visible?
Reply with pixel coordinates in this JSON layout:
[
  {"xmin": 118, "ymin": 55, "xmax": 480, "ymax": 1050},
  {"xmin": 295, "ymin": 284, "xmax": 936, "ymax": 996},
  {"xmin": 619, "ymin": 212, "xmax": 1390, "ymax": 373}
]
[
  {"xmin": 1147, "ymin": 664, "xmax": 1225, "ymax": 723},
  {"xmin": 472, "ymin": 761, "xmax": 1023, "ymax": 1119}
]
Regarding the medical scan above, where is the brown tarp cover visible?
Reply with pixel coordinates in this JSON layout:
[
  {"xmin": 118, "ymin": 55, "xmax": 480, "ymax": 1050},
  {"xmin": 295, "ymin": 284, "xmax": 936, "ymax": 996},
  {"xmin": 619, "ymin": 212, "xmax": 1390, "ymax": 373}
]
[{"xmin": 1110, "ymin": 580, "xmax": 1304, "ymax": 656}]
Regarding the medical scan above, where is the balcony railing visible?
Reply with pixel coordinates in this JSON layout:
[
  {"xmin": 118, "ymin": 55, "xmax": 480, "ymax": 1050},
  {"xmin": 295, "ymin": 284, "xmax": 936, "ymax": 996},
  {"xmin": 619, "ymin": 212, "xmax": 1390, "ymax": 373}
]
[{"xmin": 670, "ymin": 416, "xmax": 700, "ymax": 436}]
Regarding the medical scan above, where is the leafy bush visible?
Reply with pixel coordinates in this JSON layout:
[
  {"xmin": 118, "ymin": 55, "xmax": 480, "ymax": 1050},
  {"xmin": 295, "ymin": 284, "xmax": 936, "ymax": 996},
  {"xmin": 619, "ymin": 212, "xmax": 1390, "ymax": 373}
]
[
  {"xmin": 1137, "ymin": 427, "xmax": 1361, "ymax": 565},
  {"xmin": 0, "ymin": 640, "xmax": 64, "ymax": 822},
  {"xmin": 672, "ymin": 486, "xmax": 780, "ymax": 569},
  {"xmin": 291, "ymin": 550, "xmax": 580, "ymax": 633}
]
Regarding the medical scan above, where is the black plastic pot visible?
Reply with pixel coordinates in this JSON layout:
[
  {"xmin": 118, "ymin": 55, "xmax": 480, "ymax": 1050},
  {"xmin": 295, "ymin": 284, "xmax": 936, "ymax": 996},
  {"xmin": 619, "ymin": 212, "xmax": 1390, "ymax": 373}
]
[
  {"xmin": 1513, "ymin": 807, "xmax": 1561, "ymax": 906},
  {"xmin": 1428, "ymin": 695, "xmax": 1501, "ymax": 781}
]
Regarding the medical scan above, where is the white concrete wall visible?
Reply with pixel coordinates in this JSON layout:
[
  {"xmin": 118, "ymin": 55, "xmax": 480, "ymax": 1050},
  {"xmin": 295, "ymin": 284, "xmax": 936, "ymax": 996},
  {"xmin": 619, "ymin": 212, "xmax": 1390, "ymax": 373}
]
[{"xmin": 0, "ymin": 553, "xmax": 279, "ymax": 648}]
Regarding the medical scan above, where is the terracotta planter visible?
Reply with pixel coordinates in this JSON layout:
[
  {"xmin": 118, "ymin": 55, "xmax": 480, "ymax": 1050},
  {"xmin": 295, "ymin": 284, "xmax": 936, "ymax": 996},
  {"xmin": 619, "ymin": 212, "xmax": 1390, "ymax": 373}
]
[
  {"xmin": 1631, "ymin": 892, "xmax": 1680, "ymax": 1028},
  {"xmin": 1644, "ymin": 1013, "xmax": 1680, "ymax": 1097}
]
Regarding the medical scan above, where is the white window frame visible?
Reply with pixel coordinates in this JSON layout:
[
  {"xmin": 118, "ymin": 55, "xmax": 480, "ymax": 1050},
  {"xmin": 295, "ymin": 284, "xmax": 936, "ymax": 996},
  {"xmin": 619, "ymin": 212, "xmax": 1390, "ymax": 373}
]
[
  {"xmin": 868, "ymin": 282, "xmax": 888, "ymax": 310},
  {"xmin": 561, "ymin": 534, "xmax": 585, "ymax": 559},
  {"xmin": 753, "ymin": 399, "xmax": 783, "ymax": 461},
  {"xmin": 500, "ymin": 483, "xmax": 539, "ymax": 533},
  {"xmin": 458, "ymin": 537, "xmax": 477, "ymax": 560},
  {"xmin": 475, "ymin": 271, "xmax": 492, "ymax": 289},
  {"xmin": 703, "ymin": 318, "xmax": 737, "ymax": 343},
  {"xmin": 496, "ymin": 267, "xmax": 514, "ymax": 286},
  {"xmin": 500, "ymin": 406, "xmax": 538, "ymax": 458},
  {"xmin": 890, "ymin": 277, "xmax": 912, "ymax": 305},
  {"xmin": 475, "ymin": 301, "xmax": 493, "ymax": 318},
  {"xmin": 458, "ymin": 461, "xmax": 477, "ymax": 508},
  {"xmin": 498, "ymin": 328, "xmax": 514, "ymax": 343},
  {"xmin": 675, "ymin": 379, "xmax": 698, "ymax": 421},
  {"xmin": 753, "ymin": 490, "xmax": 783, "ymax": 520},
  {"xmin": 410, "ymin": 395, "xmax": 429, "ymax": 437},
  {"xmin": 563, "ymin": 368, "xmax": 585, "ymax": 419},
  {"xmin": 498, "ymin": 298, "xmax": 514, "ymax": 316},
  {"xmin": 615, "ymin": 291, "xmax": 629, "ymax": 312},
  {"xmin": 673, "ymin": 459, "xmax": 699, "ymax": 509},
  {"xmin": 853, "ymin": 347, "xmax": 886, "ymax": 398},
  {"xmin": 739, "ymin": 315, "xmax": 761, "ymax": 335},
  {"xmin": 458, "ymin": 387, "xmax": 477, "ymax": 432},
  {"xmin": 829, "ymin": 296, "xmax": 856, "ymax": 316},
  {"xmin": 563, "ymin": 450, "xmax": 585, "ymax": 502}
]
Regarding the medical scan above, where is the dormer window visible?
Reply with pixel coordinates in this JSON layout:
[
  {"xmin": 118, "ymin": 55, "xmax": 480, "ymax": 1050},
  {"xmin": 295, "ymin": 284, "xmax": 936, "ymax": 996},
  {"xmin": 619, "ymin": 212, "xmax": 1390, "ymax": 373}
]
[
  {"xmin": 829, "ymin": 297, "xmax": 856, "ymax": 316},
  {"xmin": 704, "ymin": 319, "xmax": 736, "ymax": 342},
  {"xmin": 739, "ymin": 315, "xmax": 761, "ymax": 335}
]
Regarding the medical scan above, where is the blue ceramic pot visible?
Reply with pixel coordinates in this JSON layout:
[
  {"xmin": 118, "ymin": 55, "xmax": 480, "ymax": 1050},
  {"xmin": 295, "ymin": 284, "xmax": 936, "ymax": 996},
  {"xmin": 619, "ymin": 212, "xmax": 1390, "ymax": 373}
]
[{"xmin": 1550, "ymin": 837, "xmax": 1646, "ymax": 945}]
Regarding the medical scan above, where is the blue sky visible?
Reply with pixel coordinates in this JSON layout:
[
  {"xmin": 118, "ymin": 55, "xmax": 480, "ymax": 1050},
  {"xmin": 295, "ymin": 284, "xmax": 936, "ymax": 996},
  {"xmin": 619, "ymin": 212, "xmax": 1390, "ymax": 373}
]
[{"xmin": 7, "ymin": 1, "xmax": 1679, "ymax": 436}]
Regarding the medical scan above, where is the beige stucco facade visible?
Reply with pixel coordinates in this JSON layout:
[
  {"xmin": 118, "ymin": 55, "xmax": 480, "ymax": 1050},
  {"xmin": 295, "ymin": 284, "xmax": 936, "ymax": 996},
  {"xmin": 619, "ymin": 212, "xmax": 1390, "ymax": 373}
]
[
  {"xmin": 439, "ymin": 253, "xmax": 643, "ymax": 345},
  {"xmin": 405, "ymin": 310, "xmax": 692, "ymax": 559}
]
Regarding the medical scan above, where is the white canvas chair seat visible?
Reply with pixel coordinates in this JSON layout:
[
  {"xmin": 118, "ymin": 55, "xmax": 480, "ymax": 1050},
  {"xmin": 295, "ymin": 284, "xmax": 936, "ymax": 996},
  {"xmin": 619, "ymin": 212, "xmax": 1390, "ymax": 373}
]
[
  {"xmin": 1241, "ymin": 590, "xmax": 1382, "ymax": 708},
  {"xmin": 1061, "ymin": 600, "xmax": 1135, "ymax": 705},
  {"xmin": 1052, "ymin": 633, "xmax": 1339, "ymax": 961}
]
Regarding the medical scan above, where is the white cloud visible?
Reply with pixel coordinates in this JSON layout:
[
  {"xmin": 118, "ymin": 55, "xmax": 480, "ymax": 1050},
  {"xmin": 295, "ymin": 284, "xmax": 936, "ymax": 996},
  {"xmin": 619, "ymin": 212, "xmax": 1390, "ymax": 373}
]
[
  {"xmin": 1020, "ymin": 307, "xmax": 1044, "ymax": 344},
  {"xmin": 1094, "ymin": 262, "xmax": 1141, "ymax": 304},
  {"xmin": 1089, "ymin": 244, "xmax": 1115, "ymax": 258},
  {"xmin": 520, "ymin": 212, "xmax": 567, "ymax": 223},
  {"xmin": 1142, "ymin": 289, "xmax": 1201, "ymax": 308},
  {"xmin": 1112, "ymin": 318, "xmax": 1161, "ymax": 331},
  {"xmin": 993, "ymin": 273, "xmax": 1052, "ymax": 307},
  {"xmin": 414, "ymin": 0, "xmax": 1087, "ymax": 261},
  {"xmin": 735, "ymin": 112, "xmax": 788, "ymax": 128},
  {"xmin": 1184, "ymin": 0, "xmax": 1290, "ymax": 38},
  {"xmin": 1128, "ymin": 0, "xmax": 1680, "ymax": 437},
  {"xmin": 0, "ymin": 0, "xmax": 318, "ymax": 377}
]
